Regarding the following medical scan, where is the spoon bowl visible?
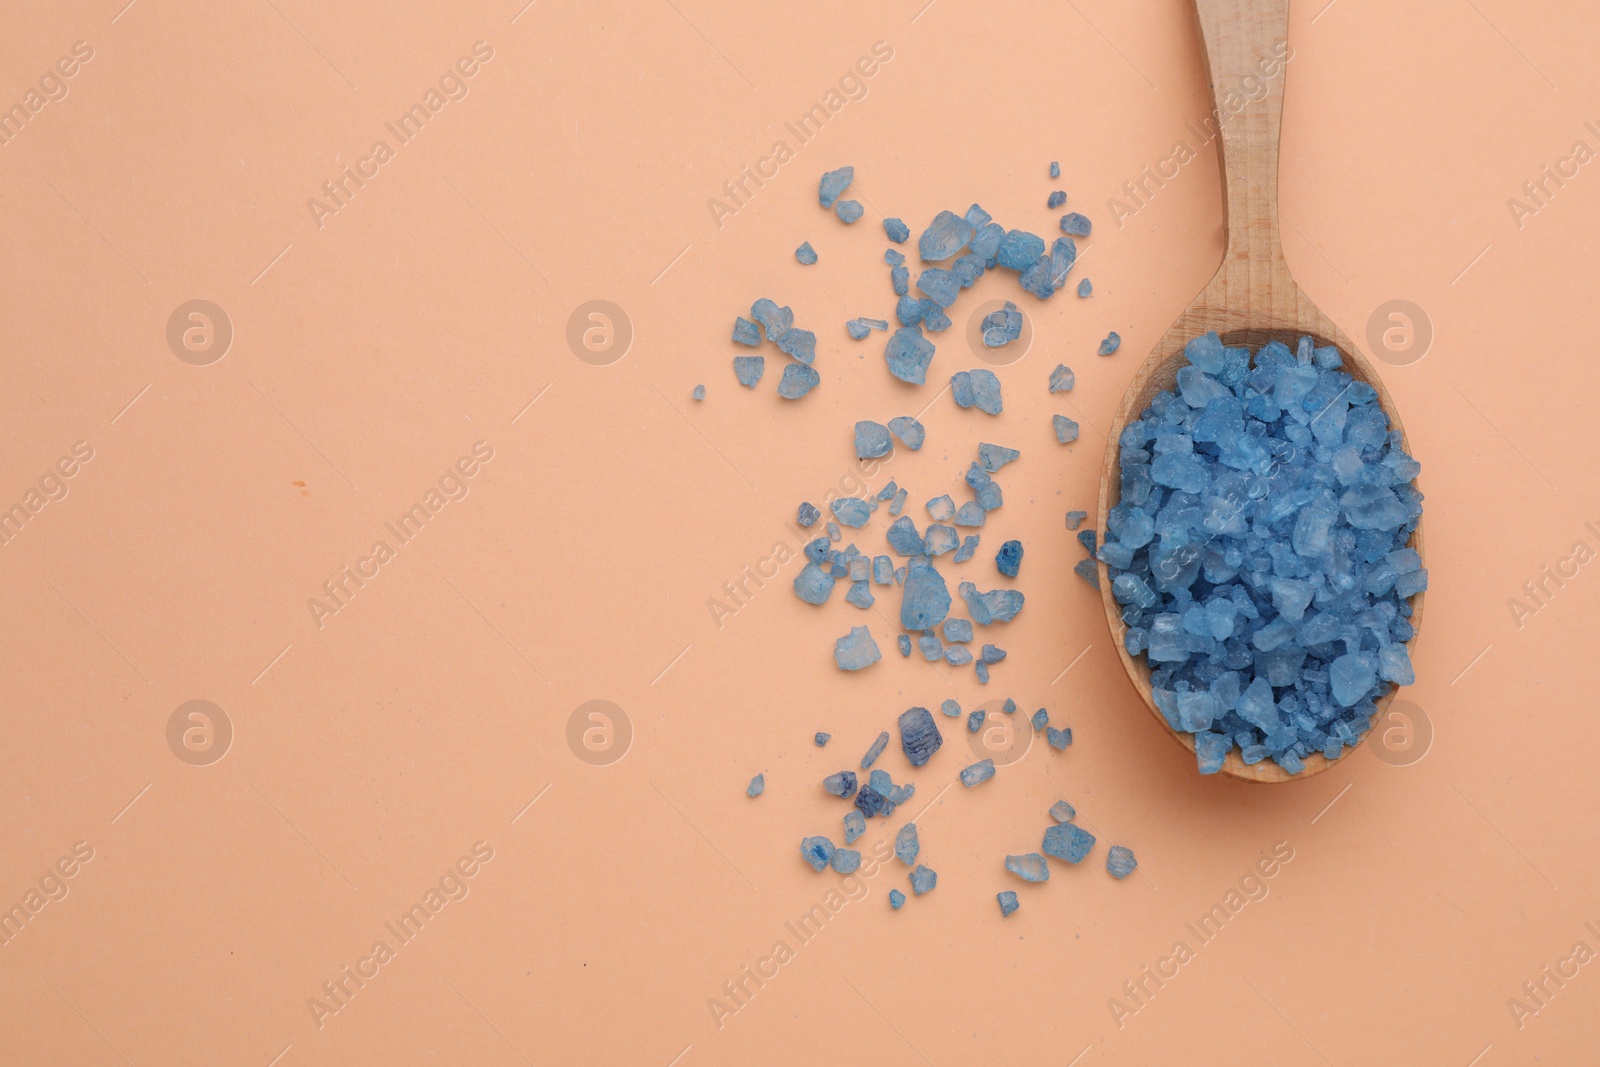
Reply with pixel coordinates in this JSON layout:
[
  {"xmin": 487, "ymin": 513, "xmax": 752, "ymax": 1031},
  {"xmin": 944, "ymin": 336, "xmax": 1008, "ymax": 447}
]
[{"xmin": 1096, "ymin": 0, "xmax": 1425, "ymax": 782}]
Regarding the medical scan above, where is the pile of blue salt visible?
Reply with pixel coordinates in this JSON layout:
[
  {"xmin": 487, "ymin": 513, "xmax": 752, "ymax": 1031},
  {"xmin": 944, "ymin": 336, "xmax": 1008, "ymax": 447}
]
[{"xmin": 1099, "ymin": 332, "xmax": 1424, "ymax": 776}]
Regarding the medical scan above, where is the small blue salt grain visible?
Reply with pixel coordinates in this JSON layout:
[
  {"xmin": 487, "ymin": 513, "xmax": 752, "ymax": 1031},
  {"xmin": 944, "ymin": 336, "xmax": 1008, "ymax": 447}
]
[
  {"xmin": 747, "ymin": 773, "xmax": 764, "ymax": 797},
  {"xmin": 965, "ymin": 462, "xmax": 1003, "ymax": 511},
  {"xmin": 917, "ymin": 269, "xmax": 961, "ymax": 308},
  {"xmin": 1077, "ymin": 278, "xmax": 1092, "ymax": 297},
  {"xmin": 815, "ymin": 732, "xmax": 831, "ymax": 746},
  {"xmin": 998, "ymin": 891, "xmax": 1020, "ymax": 916},
  {"xmin": 884, "ymin": 217, "xmax": 910, "ymax": 243},
  {"xmin": 777, "ymin": 362, "xmax": 820, "ymax": 399},
  {"xmin": 981, "ymin": 303, "xmax": 1024, "ymax": 348},
  {"xmin": 965, "ymin": 203, "xmax": 992, "ymax": 227},
  {"xmin": 1054, "ymin": 414, "xmax": 1080, "ymax": 444},
  {"xmin": 1065, "ymin": 510, "xmax": 1087, "ymax": 529},
  {"xmin": 1005, "ymin": 854, "xmax": 1049, "ymax": 882},
  {"xmin": 1047, "ymin": 727, "xmax": 1072, "ymax": 750},
  {"xmin": 954, "ymin": 502, "xmax": 987, "ymax": 528},
  {"xmin": 921, "ymin": 303, "xmax": 952, "ymax": 332},
  {"xmin": 974, "ymin": 661, "xmax": 990, "ymax": 684},
  {"xmin": 846, "ymin": 581, "xmax": 874, "ymax": 609},
  {"xmin": 951, "ymin": 369, "xmax": 1003, "ymax": 414},
  {"xmin": 1031, "ymin": 708, "xmax": 1048, "ymax": 731},
  {"xmin": 734, "ymin": 355, "xmax": 765, "ymax": 387},
  {"xmin": 1042, "ymin": 823, "xmax": 1095, "ymax": 863},
  {"xmin": 995, "ymin": 229, "xmax": 1046, "ymax": 271},
  {"xmin": 861, "ymin": 317, "xmax": 889, "ymax": 332},
  {"xmin": 941, "ymin": 699, "xmax": 961, "ymax": 718},
  {"xmin": 894, "ymin": 823, "xmax": 920, "ymax": 866},
  {"xmin": 891, "ymin": 266, "xmax": 910, "ymax": 296},
  {"xmin": 901, "ymin": 557, "xmax": 952, "ymax": 629},
  {"xmin": 919, "ymin": 210, "xmax": 975, "ymax": 261},
  {"xmin": 1047, "ymin": 190, "xmax": 1067, "ymax": 208},
  {"xmin": 818, "ymin": 165, "xmax": 853, "ymax": 207},
  {"xmin": 886, "ymin": 515, "xmax": 925, "ymax": 556},
  {"xmin": 1049, "ymin": 364, "xmax": 1075, "ymax": 393},
  {"xmin": 1050, "ymin": 161, "xmax": 1060, "ymax": 178},
  {"xmin": 775, "ymin": 327, "xmax": 816, "ymax": 364},
  {"xmin": 898, "ymin": 706, "xmax": 943, "ymax": 766},
  {"xmin": 924, "ymin": 524, "xmax": 959, "ymax": 556},
  {"xmin": 831, "ymin": 498, "xmax": 872, "ymax": 527},
  {"xmin": 733, "ymin": 316, "xmax": 761, "ymax": 346},
  {"xmin": 854, "ymin": 785, "xmax": 893, "ymax": 818},
  {"xmin": 945, "ymin": 645, "xmax": 973, "ymax": 666},
  {"xmin": 846, "ymin": 319, "xmax": 871, "ymax": 340},
  {"xmin": 1050, "ymin": 799, "xmax": 1076, "ymax": 822},
  {"xmin": 981, "ymin": 644, "xmax": 1006, "ymax": 664},
  {"xmin": 834, "ymin": 626, "xmax": 881, "ymax": 671},
  {"xmin": 996, "ymin": 540, "xmax": 1023, "ymax": 577},
  {"xmin": 889, "ymin": 888, "xmax": 906, "ymax": 909},
  {"xmin": 943, "ymin": 618, "xmax": 973, "ymax": 643},
  {"xmin": 823, "ymin": 770, "xmax": 858, "ymax": 798},
  {"xmin": 803, "ymin": 538, "xmax": 827, "ymax": 564},
  {"xmin": 1002, "ymin": 698, "xmax": 1016, "ymax": 714},
  {"xmin": 885, "ymin": 248, "xmax": 905, "ymax": 266},
  {"xmin": 835, "ymin": 200, "xmax": 864, "ymax": 224},
  {"xmin": 873, "ymin": 555, "xmax": 894, "ymax": 584},
  {"xmin": 954, "ymin": 535, "xmax": 980, "ymax": 563},
  {"xmin": 826, "ymin": 521, "xmax": 841, "ymax": 542},
  {"xmin": 843, "ymin": 810, "xmax": 865, "ymax": 844},
  {"xmin": 927, "ymin": 494, "xmax": 956, "ymax": 521},
  {"xmin": 887, "ymin": 415, "xmax": 924, "ymax": 450},
  {"xmin": 691, "ymin": 383, "xmax": 704, "ymax": 401},
  {"xmin": 875, "ymin": 481, "xmax": 897, "ymax": 503},
  {"xmin": 1059, "ymin": 212, "xmax": 1092, "ymax": 237},
  {"xmin": 959, "ymin": 759, "xmax": 996, "ymax": 786},
  {"xmin": 752, "ymin": 299, "xmax": 794, "ymax": 340},
  {"xmin": 910, "ymin": 865, "xmax": 938, "ymax": 895},
  {"xmin": 831, "ymin": 848, "xmax": 861, "ymax": 874},
  {"xmin": 1106, "ymin": 845, "xmax": 1137, "ymax": 879},
  {"xmin": 885, "ymin": 326, "xmax": 935, "ymax": 385},
  {"xmin": 889, "ymin": 488, "xmax": 908, "ymax": 516},
  {"xmin": 1073, "ymin": 558, "xmax": 1099, "ymax": 588},
  {"xmin": 897, "ymin": 634, "xmax": 911, "ymax": 657},
  {"xmin": 960, "ymin": 581, "xmax": 1024, "ymax": 624},
  {"xmin": 854, "ymin": 420, "xmax": 893, "ymax": 459},
  {"xmin": 793, "ymin": 562, "xmax": 836, "ymax": 604},
  {"xmin": 797, "ymin": 502, "xmax": 820, "ymax": 527},
  {"xmin": 918, "ymin": 633, "xmax": 942, "ymax": 662},
  {"xmin": 978, "ymin": 443, "xmax": 1021, "ymax": 473},
  {"xmin": 861, "ymin": 731, "xmax": 890, "ymax": 769},
  {"xmin": 967, "ymin": 709, "xmax": 986, "ymax": 733},
  {"xmin": 1098, "ymin": 332, "xmax": 1121, "ymax": 356},
  {"xmin": 801, "ymin": 836, "xmax": 836, "ymax": 871},
  {"xmin": 796, "ymin": 242, "xmax": 818, "ymax": 265}
]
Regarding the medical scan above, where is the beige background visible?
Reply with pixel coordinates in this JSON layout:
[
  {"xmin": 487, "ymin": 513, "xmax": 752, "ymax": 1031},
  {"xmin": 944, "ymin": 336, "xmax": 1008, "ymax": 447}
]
[{"xmin": 2, "ymin": 0, "xmax": 1598, "ymax": 1063}]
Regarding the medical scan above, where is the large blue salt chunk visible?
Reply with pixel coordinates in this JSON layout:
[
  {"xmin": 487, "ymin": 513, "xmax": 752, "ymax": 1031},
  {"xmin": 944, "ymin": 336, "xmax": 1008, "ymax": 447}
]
[
  {"xmin": 823, "ymin": 770, "xmax": 858, "ymax": 798},
  {"xmin": 885, "ymin": 327, "xmax": 935, "ymax": 385},
  {"xmin": 801, "ymin": 836, "xmax": 835, "ymax": 871},
  {"xmin": 1049, "ymin": 364, "xmax": 1075, "ymax": 393},
  {"xmin": 854, "ymin": 420, "xmax": 893, "ymax": 459},
  {"xmin": 910, "ymin": 865, "xmax": 938, "ymax": 895},
  {"xmin": 1018, "ymin": 256, "xmax": 1058, "ymax": 300},
  {"xmin": 979, "ymin": 443, "xmax": 1021, "ymax": 472},
  {"xmin": 752, "ymin": 299, "xmax": 793, "ymax": 340},
  {"xmin": 733, "ymin": 355, "xmax": 765, "ymax": 387},
  {"xmin": 918, "ymin": 210, "xmax": 975, "ymax": 261},
  {"xmin": 971, "ymin": 221, "xmax": 1004, "ymax": 260},
  {"xmin": 924, "ymin": 524, "xmax": 959, "ymax": 555},
  {"xmin": 927, "ymin": 494, "xmax": 955, "ymax": 521},
  {"xmin": 1059, "ymin": 212, "xmax": 1092, "ymax": 237},
  {"xmin": 1048, "ymin": 237, "xmax": 1077, "ymax": 289},
  {"xmin": 895, "ymin": 822, "xmax": 919, "ymax": 865},
  {"xmin": 793, "ymin": 562, "xmax": 835, "ymax": 604},
  {"xmin": 950, "ymin": 369, "xmax": 1003, "ymax": 414},
  {"xmin": 960, "ymin": 581, "xmax": 1024, "ymax": 624},
  {"xmin": 960, "ymin": 759, "xmax": 996, "ymax": 786},
  {"xmin": 954, "ymin": 502, "xmax": 986, "ymax": 528},
  {"xmin": 917, "ymin": 269, "xmax": 961, "ymax": 308},
  {"xmin": 834, "ymin": 626, "xmax": 881, "ymax": 671},
  {"xmin": 996, "ymin": 230, "xmax": 1046, "ymax": 271},
  {"xmin": 1054, "ymin": 415, "xmax": 1080, "ymax": 444},
  {"xmin": 954, "ymin": 253, "xmax": 986, "ymax": 288},
  {"xmin": 965, "ymin": 463, "xmax": 1003, "ymax": 511},
  {"xmin": 831, "ymin": 498, "xmax": 871, "ymax": 528},
  {"xmin": 884, "ymin": 217, "xmax": 910, "ymax": 243},
  {"xmin": 899, "ymin": 706, "xmax": 943, "ymax": 766},
  {"xmin": 1330, "ymin": 651, "xmax": 1377, "ymax": 706},
  {"xmin": 997, "ymin": 891, "xmax": 1020, "ymax": 916},
  {"xmin": 733, "ymin": 316, "xmax": 761, "ymax": 346},
  {"xmin": 830, "ymin": 848, "xmax": 861, "ymax": 873},
  {"xmin": 835, "ymin": 199, "xmax": 864, "ymax": 224},
  {"xmin": 777, "ymin": 362, "xmax": 820, "ymax": 399},
  {"xmin": 1106, "ymin": 845, "xmax": 1137, "ymax": 879},
  {"xmin": 888, "ymin": 416, "xmax": 925, "ymax": 450},
  {"xmin": 775, "ymin": 327, "xmax": 816, "ymax": 364},
  {"xmin": 902, "ymin": 559, "xmax": 947, "ymax": 627},
  {"xmin": 818, "ymin": 165, "xmax": 853, "ymax": 207},
  {"xmin": 886, "ymin": 515, "xmax": 925, "ymax": 556},
  {"xmin": 996, "ymin": 540, "xmax": 1023, "ymax": 577},
  {"xmin": 1042, "ymin": 823, "xmax": 1095, "ymax": 863},
  {"xmin": 1006, "ymin": 853, "xmax": 1050, "ymax": 882}
]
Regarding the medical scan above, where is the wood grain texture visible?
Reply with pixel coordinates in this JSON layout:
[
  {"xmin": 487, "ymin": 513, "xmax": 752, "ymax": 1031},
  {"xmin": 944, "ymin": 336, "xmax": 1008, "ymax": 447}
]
[{"xmin": 1096, "ymin": 0, "xmax": 1425, "ymax": 783}]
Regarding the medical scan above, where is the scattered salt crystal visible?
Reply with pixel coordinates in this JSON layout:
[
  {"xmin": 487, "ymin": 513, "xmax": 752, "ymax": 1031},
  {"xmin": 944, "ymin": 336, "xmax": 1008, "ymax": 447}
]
[
  {"xmin": 1005, "ymin": 853, "xmax": 1049, "ymax": 882},
  {"xmin": 796, "ymin": 242, "xmax": 818, "ymax": 265}
]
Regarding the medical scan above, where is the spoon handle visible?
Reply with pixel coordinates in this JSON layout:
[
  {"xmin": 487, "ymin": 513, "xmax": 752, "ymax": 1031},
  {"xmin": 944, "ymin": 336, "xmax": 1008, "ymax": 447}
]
[{"xmin": 1193, "ymin": 0, "xmax": 1293, "ymax": 280}]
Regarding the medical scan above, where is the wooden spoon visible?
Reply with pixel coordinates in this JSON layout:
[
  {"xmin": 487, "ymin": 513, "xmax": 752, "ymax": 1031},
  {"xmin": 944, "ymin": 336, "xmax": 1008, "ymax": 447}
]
[{"xmin": 1095, "ymin": 0, "xmax": 1425, "ymax": 783}]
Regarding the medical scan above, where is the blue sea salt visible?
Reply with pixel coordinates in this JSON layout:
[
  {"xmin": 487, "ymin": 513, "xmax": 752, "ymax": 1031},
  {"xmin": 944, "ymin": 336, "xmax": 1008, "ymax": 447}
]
[
  {"xmin": 910, "ymin": 865, "xmax": 938, "ymax": 895},
  {"xmin": 981, "ymin": 644, "xmax": 1006, "ymax": 664},
  {"xmin": 921, "ymin": 303, "xmax": 952, "ymax": 332},
  {"xmin": 1078, "ymin": 278, "xmax": 1093, "ymax": 297},
  {"xmin": 1047, "ymin": 726, "xmax": 1072, "ymax": 750},
  {"xmin": 1059, "ymin": 212, "xmax": 1092, "ymax": 237},
  {"xmin": 1031, "ymin": 708, "xmax": 1048, "ymax": 731},
  {"xmin": 1042, "ymin": 823, "xmax": 1095, "ymax": 863},
  {"xmin": 775, "ymin": 327, "xmax": 816, "ymax": 364},
  {"xmin": 1005, "ymin": 854, "xmax": 1049, "ymax": 882},
  {"xmin": 1002, "ymin": 698, "xmax": 1016, "ymax": 714},
  {"xmin": 982, "ymin": 303, "xmax": 1024, "ymax": 348},
  {"xmin": 818, "ymin": 165, "xmax": 853, "ymax": 207},
  {"xmin": 1106, "ymin": 845, "xmax": 1137, "ymax": 879},
  {"xmin": 831, "ymin": 498, "xmax": 872, "ymax": 527},
  {"xmin": 752, "ymin": 299, "xmax": 794, "ymax": 340},
  {"xmin": 943, "ymin": 618, "xmax": 973, "ymax": 643},
  {"xmin": 873, "ymin": 555, "xmax": 894, "ymax": 584},
  {"xmin": 997, "ymin": 230, "xmax": 1045, "ymax": 271},
  {"xmin": 843, "ymin": 810, "xmax": 865, "ymax": 844},
  {"xmin": 924, "ymin": 524, "xmax": 959, "ymax": 556},
  {"xmin": 1048, "ymin": 190, "xmax": 1067, "ymax": 208},
  {"xmin": 967, "ymin": 709, "xmax": 985, "ymax": 733},
  {"xmin": 733, "ymin": 355, "xmax": 765, "ymax": 387},
  {"xmin": 796, "ymin": 241, "xmax": 818, "ymax": 265},
  {"xmin": 861, "ymin": 731, "xmax": 891, "ymax": 769},
  {"xmin": 847, "ymin": 319, "xmax": 871, "ymax": 340},
  {"xmin": 823, "ymin": 770, "xmax": 858, "ymax": 798},
  {"xmin": 826, "ymin": 521, "xmax": 841, "ymax": 542},
  {"xmin": 886, "ymin": 515, "xmax": 925, "ymax": 556},
  {"xmin": 901, "ymin": 557, "xmax": 952, "ymax": 629},
  {"xmin": 885, "ymin": 326, "xmax": 935, "ymax": 385},
  {"xmin": 885, "ymin": 248, "xmax": 905, "ymax": 266},
  {"xmin": 979, "ymin": 443, "xmax": 1021, "ymax": 472},
  {"xmin": 936, "ymin": 699, "xmax": 960, "ymax": 720},
  {"xmin": 1054, "ymin": 415, "xmax": 1080, "ymax": 444},
  {"xmin": 889, "ymin": 888, "xmax": 906, "ymax": 909},
  {"xmin": 919, "ymin": 210, "xmax": 975, "ymax": 261},
  {"xmin": 777, "ymin": 362, "xmax": 820, "ymax": 399},
  {"xmin": 919, "ymin": 636, "xmax": 941, "ymax": 667},
  {"xmin": 1050, "ymin": 799, "xmax": 1076, "ymax": 822},
  {"xmin": 797, "ymin": 502, "xmax": 820, "ymax": 527},
  {"xmin": 693, "ymin": 383, "xmax": 705, "ymax": 400},
  {"xmin": 1073, "ymin": 558, "xmax": 1099, "ymax": 588},
  {"xmin": 875, "ymin": 481, "xmax": 897, "ymax": 503},
  {"xmin": 997, "ymin": 890, "xmax": 1020, "ymax": 916},
  {"xmin": 954, "ymin": 502, "xmax": 986, "ymax": 528},
  {"xmin": 960, "ymin": 581, "xmax": 1024, "ymax": 624},
  {"xmin": 815, "ymin": 732, "xmax": 831, "ymax": 746},
  {"xmin": 854, "ymin": 784, "xmax": 894, "ymax": 818},
  {"xmin": 885, "ymin": 416, "xmax": 925, "ymax": 451},
  {"xmin": 855, "ymin": 420, "xmax": 893, "ymax": 459},
  {"xmin": 1049, "ymin": 364, "xmax": 1075, "ymax": 393},
  {"xmin": 834, "ymin": 626, "xmax": 881, "ymax": 670},
  {"xmin": 959, "ymin": 759, "xmax": 995, "ymax": 786},
  {"xmin": 965, "ymin": 463, "xmax": 1003, "ymax": 511},
  {"xmin": 971, "ymin": 222, "xmax": 1004, "ymax": 259},
  {"xmin": 747, "ymin": 773, "xmax": 764, "ymax": 797},
  {"xmin": 954, "ymin": 535, "xmax": 980, "ymax": 563},
  {"xmin": 927, "ymin": 495, "xmax": 956, "ymax": 521},
  {"xmin": 917, "ymin": 269, "xmax": 961, "ymax": 308},
  {"xmin": 974, "ymin": 661, "xmax": 990, "ymax": 684},
  {"xmin": 895, "ymin": 823, "xmax": 920, "ymax": 865},
  {"xmin": 996, "ymin": 540, "xmax": 1023, "ymax": 577},
  {"xmin": 884, "ymin": 217, "xmax": 910, "ymax": 243},
  {"xmin": 831, "ymin": 848, "xmax": 861, "ymax": 874},
  {"xmin": 802, "ymin": 836, "xmax": 835, "ymax": 871},
  {"xmin": 897, "ymin": 634, "xmax": 911, "ymax": 657},
  {"xmin": 835, "ymin": 200, "xmax": 864, "ymax": 224},
  {"xmin": 1098, "ymin": 332, "xmax": 1121, "ymax": 356},
  {"xmin": 846, "ymin": 581, "xmax": 874, "ymax": 609},
  {"xmin": 793, "ymin": 563, "xmax": 835, "ymax": 604},
  {"xmin": 965, "ymin": 203, "xmax": 992, "ymax": 227},
  {"xmin": 891, "ymin": 265, "xmax": 910, "ymax": 296},
  {"xmin": 899, "ymin": 706, "xmax": 943, "ymax": 766},
  {"xmin": 1050, "ymin": 161, "xmax": 1060, "ymax": 178},
  {"xmin": 733, "ymin": 316, "xmax": 761, "ymax": 346},
  {"xmin": 951, "ymin": 370, "xmax": 1003, "ymax": 414}
]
